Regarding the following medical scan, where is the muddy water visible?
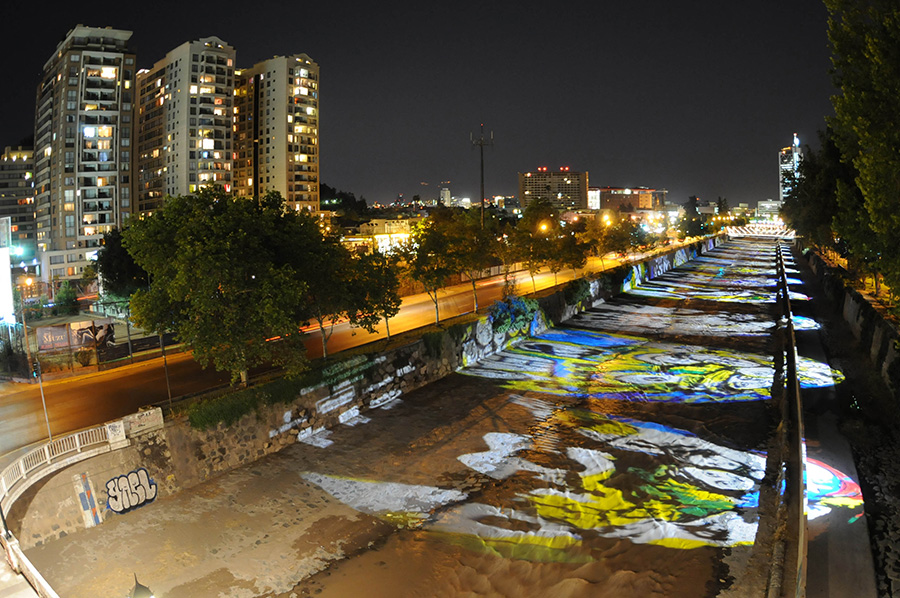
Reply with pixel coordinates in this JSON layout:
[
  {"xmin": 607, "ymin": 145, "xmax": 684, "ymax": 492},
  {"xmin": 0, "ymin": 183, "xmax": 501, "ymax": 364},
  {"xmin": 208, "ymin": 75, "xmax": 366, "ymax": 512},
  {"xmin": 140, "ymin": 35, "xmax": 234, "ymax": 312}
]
[{"xmin": 281, "ymin": 240, "xmax": 797, "ymax": 597}]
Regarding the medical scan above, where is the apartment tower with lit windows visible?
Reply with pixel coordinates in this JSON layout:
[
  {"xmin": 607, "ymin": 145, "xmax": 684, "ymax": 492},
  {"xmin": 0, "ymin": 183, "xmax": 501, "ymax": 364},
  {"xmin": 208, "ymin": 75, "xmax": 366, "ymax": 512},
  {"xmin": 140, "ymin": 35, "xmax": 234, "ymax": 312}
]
[
  {"xmin": 136, "ymin": 37, "xmax": 236, "ymax": 214},
  {"xmin": 33, "ymin": 25, "xmax": 136, "ymax": 279},
  {"xmin": 234, "ymin": 55, "xmax": 319, "ymax": 212},
  {"xmin": 0, "ymin": 146, "xmax": 36, "ymax": 260}
]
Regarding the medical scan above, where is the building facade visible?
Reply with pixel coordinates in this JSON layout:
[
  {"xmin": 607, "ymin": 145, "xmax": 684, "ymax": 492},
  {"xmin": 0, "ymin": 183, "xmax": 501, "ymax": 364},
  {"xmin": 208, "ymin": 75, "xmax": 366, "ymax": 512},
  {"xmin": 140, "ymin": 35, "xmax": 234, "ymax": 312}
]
[
  {"xmin": 597, "ymin": 187, "xmax": 667, "ymax": 211},
  {"xmin": 234, "ymin": 55, "xmax": 319, "ymax": 212},
  {"xmin": 33, "ymin": 25, "xmax": 136, "ymax": 279},
  {"xmin": 136, "ymin": 37, "xmax": 236, "ymax": 214},
  {"xmin": 779, "ymin": 133, "xmax": 802, "ymax": 202},
  {"xmin": 0, "ymin": 147, "xmax": 36, "ymax": 260},
  {"xmin": 517, "ymin": 167, "xmax": 588, "ymax": 211}
]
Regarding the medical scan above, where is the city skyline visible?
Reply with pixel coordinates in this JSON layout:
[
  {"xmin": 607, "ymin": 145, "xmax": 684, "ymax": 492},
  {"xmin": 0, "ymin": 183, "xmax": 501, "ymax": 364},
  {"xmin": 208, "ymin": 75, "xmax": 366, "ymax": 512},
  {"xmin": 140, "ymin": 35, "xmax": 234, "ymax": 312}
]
[{"xmin": 2, "ymin": 0, "xmax": 835, "ymax": 206}]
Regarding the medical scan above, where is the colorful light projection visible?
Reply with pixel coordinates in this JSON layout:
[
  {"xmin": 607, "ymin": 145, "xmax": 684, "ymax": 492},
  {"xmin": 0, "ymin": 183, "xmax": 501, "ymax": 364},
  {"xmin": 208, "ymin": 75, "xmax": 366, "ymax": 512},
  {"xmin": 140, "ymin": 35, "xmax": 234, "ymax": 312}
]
[
  {"xmin": 806, "ymin": 457, "xmax": 864, "ymax": 521},
  {"xmin": 569, "ymin": 304, "xmax": 772, "ymax": 340},
  {"xmin": 300, "ymin": 397, "xmax": 765, "ymax": 562},
  {"xmin": 627, "ymin": 280, "xmax": 808, "ymax": 303},
  {"xmin": 463, "ymin": 328, "xmax": 842, "ymax": 403}
]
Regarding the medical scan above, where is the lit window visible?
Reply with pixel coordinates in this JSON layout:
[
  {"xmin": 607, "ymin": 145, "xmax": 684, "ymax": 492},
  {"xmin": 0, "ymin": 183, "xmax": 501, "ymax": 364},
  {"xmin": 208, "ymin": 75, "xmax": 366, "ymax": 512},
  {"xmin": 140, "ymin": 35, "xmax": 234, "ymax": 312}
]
[
  {"xmin": 202, "ymin": 139, "xmax": 214, "ymax": 150},
  {"xmin": 83, "ymin": 127, "xmax": 96, "ymax": 138},
  {"xmin": 100, "ymin": 67, "xmax": 117, "ymax": 79},
  {"xmin": 189, "ymin": 85, "xmax": 198, "ymax": 94}
]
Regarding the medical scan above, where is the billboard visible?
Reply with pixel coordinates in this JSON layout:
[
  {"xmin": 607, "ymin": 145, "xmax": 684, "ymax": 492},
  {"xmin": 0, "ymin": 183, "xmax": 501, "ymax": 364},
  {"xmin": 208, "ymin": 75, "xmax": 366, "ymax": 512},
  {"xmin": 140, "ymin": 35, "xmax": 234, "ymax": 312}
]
[{"xmin": 0, "ymin": 217, "xmax": 14, "ymax": 325}]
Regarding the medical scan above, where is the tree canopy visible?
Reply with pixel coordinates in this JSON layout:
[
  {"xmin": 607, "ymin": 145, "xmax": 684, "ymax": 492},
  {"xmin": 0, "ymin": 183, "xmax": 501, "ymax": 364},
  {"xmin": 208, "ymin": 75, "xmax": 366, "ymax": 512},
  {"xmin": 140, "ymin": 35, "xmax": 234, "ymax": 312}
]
[
  {"xmin": 827, "ymin": 0, "xmax": 900, "ymax": 294},
  {"xmin": 123, "ymin": 187, "xmax": 313, "ymax": 383}
]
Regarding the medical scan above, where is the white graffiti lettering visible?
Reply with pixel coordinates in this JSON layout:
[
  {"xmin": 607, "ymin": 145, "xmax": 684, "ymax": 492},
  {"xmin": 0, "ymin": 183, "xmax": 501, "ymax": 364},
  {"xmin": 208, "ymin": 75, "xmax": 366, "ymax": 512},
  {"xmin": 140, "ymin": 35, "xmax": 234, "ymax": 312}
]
[{"xmin": 106, "ymin": 467, "xmax": 158, "ymax": 514}]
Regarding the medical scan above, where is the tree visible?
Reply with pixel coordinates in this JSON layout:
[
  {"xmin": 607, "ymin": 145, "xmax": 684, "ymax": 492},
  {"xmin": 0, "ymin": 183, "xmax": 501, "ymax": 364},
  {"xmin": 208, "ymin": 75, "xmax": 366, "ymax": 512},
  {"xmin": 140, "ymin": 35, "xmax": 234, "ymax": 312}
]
[
  {"xmin": 97, "ymin": 227, "xmax": 149, "ymax": 298},
  {"xmin": 443, "ymin": 208, "xmax": 497, "ymax": 311},
  {"xmin": 124, "ymin": 187, "xmax": 312, "ymax": 384},
  {"xmin": 513, "ymin": 197, "xmax": 559, "ymax": 293},
  {"xmin": 56, "ymin": 281, "xmax": 78, "ymax": 315},
  {"xmin": 679, "ymin": 196, "xmax": 704, "ymax": 238},
  {"xmin": 552, "ymin": 231, "xmax": 589, "ymax": 279},
  {"xmin": 716, "ymin": 196, "xmax": 730, "ymax": 216},
  {"xmin": 350, "ymin": 252, "xmax": 402, "ymax": 340},
  {"xmin": 781, "ymin": 128, "xmax": 847, "ymax": 249},
  {"xmin": 827, "ymin": 0, "xmax": 900, "ymax": 295},
  {"xmin": 402, "ymin": 217, "xmax": 456, "ymax": 324},
  {"xmin": 494, "ymin": 222, "xmax": 523, "ymax": 299}
]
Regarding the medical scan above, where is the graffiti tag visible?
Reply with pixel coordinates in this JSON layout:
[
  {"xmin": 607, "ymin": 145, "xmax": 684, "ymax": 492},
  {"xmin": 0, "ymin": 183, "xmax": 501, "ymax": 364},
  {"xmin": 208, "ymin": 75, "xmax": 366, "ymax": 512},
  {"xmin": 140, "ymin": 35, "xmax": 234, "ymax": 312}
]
[{"xmin": 106, "ymin": 467, "xmax": 158, "ymax": 514}]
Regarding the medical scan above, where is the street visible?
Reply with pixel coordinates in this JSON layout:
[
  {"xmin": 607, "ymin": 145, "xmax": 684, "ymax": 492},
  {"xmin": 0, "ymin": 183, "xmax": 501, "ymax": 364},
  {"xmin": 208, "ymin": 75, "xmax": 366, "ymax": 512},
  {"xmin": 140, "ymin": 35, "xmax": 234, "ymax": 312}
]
[{"xmin": 0, "ymin": 255, "xmax": 628, "ymax": 457}]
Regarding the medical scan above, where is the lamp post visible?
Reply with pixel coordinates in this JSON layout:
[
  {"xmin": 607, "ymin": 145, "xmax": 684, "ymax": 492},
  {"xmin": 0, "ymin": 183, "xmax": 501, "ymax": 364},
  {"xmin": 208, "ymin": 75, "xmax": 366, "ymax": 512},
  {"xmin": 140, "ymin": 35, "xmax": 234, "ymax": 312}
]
[
  {"xmin": 21, "ymin": 277, "xmax": 52, "ymax": 442},
  {"xmin": 128, "ymin": 574, "xmax": 154, "ymax": 598}
]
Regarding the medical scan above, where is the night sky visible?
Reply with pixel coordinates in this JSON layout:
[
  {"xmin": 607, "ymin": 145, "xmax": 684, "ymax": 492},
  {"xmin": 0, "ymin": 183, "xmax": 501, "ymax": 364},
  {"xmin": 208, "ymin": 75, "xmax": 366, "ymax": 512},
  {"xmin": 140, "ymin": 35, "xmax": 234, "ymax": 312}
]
[{"xmin": 2, "ymin": 0, "xmax": 835, "ymax": 207}]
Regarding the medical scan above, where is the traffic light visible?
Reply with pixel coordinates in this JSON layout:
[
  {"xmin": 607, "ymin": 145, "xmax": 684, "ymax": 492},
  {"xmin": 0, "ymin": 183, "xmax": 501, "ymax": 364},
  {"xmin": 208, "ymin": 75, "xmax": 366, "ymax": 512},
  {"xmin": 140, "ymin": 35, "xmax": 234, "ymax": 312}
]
[{"xmin": 31, "ymin": 362, "xmax": 39, "ymax": 378}]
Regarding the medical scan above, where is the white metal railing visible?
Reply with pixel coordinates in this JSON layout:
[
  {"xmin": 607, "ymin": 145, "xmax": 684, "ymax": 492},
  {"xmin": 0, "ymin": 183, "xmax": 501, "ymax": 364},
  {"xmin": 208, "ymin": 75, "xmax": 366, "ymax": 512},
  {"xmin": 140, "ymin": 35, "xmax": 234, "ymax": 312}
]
[
  {"xmin": 1, "ymin": 425, "xmax": 113, "ymax": 597},
  {"xmin": 0, "ymin": 425, "xmax": 110, "ymax": 507}
]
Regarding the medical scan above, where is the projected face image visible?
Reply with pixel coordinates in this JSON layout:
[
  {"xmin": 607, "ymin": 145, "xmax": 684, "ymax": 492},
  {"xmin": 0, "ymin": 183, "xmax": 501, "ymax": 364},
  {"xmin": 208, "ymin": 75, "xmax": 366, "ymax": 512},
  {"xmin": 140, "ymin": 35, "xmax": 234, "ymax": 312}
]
[{"xmin": 463, "ymin": 328, "xmax": 842, "ymax": 404}]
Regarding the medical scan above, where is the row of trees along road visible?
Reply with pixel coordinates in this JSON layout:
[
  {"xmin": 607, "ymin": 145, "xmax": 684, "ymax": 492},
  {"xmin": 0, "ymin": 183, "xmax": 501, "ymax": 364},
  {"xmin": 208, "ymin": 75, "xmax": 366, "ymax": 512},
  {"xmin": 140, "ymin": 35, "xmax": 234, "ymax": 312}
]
[
  {"xmin": 99, "ymin": 189, "xmax": 678, "ymax": 385},
  {"xmin": 109, "ymin": 188, "xmax": 401, "ymax": 384},
  {"xmin": 783, "ymin": 0, "xmax": 900, "ymax": 302}
]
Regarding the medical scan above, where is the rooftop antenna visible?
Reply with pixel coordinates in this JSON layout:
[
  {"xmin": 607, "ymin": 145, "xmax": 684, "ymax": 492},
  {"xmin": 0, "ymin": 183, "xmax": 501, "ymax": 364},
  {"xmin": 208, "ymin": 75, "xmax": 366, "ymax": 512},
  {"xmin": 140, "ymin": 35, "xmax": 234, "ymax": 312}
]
[{"xmin": 471, "ymin": 124, "xmax": 494, "ymax": 228}]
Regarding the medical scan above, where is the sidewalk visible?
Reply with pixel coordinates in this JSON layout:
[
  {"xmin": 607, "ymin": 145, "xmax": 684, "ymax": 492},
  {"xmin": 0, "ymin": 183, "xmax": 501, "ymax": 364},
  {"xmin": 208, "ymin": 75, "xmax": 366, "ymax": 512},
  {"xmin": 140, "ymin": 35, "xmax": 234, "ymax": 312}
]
[
  {"xmin": 0, "ymin": 558, "xmax": 38, "ymax": 598},
  {"xmin": 789, "ymin": 246, "xmax": 878, "ymax": 598}
]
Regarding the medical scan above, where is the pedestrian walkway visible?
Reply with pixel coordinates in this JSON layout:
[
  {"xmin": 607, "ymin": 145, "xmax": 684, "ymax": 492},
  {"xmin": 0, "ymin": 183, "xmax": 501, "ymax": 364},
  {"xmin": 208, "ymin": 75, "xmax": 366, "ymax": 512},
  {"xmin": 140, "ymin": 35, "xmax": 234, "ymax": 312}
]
[
  {"xmin": 788, "ymin": 246, "xmax": 878, "ymax": 598},
  {"xmin": 0, "ymin": 557, "xmax": 39, "ymax": 598}
]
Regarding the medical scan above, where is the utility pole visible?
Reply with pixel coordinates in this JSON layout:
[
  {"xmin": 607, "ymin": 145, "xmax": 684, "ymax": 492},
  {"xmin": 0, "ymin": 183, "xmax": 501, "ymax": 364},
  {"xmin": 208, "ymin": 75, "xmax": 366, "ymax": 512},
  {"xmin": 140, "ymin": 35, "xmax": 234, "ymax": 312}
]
[{"xmin": 471, "ymin": 124, "xmax": 493, "ymax": 228}]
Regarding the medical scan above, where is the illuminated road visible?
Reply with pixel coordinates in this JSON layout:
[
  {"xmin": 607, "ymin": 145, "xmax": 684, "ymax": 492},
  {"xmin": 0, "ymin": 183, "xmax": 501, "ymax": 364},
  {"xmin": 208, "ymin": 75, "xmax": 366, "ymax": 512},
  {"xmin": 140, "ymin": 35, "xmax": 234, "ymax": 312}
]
[
  {"xmin": 0, "ymin": 253, "xmax": 629, "ymax": 457},
  {"xmin": 25, "ymin": 238, "xmax": 861, "ymax": 598}
]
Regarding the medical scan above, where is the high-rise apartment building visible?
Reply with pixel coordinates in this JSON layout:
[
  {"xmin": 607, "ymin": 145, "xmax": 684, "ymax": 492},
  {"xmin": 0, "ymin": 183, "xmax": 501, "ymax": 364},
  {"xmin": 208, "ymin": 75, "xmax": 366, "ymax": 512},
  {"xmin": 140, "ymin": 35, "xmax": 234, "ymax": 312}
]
[
  {"xmin": 33, "ymin": 25, "xmax": 136, "ymax": 280},
  {"xmin": 0, "ymin": 147, "xmax": 36, "ymax": 259},
  {"xmin": 779, "ymin": 133, "xmax": 802, "ymax": 202},
  {"xmin": 518, "ymin": 166, "xmax": 588, "ymax": 211},
  {"xmin": 234, "ymin": 55, "xmax": 319, "ymax": 212},
  {"xmin": 136, "ymin": 37, "xmax": 236, "ymax": 214}
]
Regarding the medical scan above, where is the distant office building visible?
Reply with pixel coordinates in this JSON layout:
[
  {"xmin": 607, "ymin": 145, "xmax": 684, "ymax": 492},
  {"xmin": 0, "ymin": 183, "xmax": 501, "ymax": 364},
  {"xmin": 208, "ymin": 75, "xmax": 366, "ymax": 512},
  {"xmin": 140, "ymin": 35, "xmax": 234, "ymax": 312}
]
[
  {"xmin": 757, "ymin": 199, "xmax": 783, "ymax": 219},
  {"xmin": 598, "ymin": 187, "xmax": 666, "ymax": 211},
  {"xmin": 587, "ymin": 187, "xmax": 601, "ymax": 210},
  {"xmin": 0, "ymin": 147, "xmax": 36, "ymax": 259},
  {"xmin": 439, "ymin": 187, "xmax": 450, "ymax": 205},
  {"xmin": 779, "ymin": 133, "xmax": 802, "ymax": 201},
  {"xmin": 136, "ymin": 37, "xmax": 236, "ymax": 214},
  {"xmin": 518, "ymin": 167, "xmax": 588, "ymax": 211},
  {"xmin": 234, "ymin": 55, "xmax": 319, "ymax": 212},
  {"xmin": 34, "ymin": 25, "xmax": 136, "ymax": 280}
]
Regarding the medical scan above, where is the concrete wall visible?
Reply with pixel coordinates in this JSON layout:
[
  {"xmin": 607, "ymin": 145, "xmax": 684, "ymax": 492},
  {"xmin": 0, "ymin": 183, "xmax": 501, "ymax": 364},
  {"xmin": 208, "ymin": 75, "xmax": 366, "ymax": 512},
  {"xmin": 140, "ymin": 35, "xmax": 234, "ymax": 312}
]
[
  {"xmin": 9, "ymin": 236, "xmax": 725, "ymax": 549},
  {"xmin": 806, "ymin": 251, "xmax": 900, "ymax": 399}
]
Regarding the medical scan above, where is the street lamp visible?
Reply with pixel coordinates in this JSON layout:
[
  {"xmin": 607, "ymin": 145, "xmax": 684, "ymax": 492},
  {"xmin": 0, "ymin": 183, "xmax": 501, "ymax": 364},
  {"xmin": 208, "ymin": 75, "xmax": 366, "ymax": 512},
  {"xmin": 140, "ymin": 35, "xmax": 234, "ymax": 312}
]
[
  {"xmin": 21, "ymin": 277, "xmax": 52, "ymax": 442},
  {"xmin": 128, "ymin": 574, "xmax": 155, "ymax": 598}
]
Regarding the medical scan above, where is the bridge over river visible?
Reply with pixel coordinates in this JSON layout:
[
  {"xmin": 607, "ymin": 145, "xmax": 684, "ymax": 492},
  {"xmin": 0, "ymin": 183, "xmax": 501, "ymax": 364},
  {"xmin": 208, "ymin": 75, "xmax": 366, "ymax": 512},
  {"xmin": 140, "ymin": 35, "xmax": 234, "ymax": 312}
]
[{"xmin": 25, "ymin": 238, "xmax": 862, "ymax": 598}]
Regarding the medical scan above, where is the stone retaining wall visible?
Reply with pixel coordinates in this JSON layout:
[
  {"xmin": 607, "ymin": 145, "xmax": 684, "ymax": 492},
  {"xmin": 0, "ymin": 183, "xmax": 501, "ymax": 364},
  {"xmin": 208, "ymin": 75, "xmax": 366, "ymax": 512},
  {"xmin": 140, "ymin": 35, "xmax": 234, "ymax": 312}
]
[
  {"xmin": 805, "ymin": 251, "xmax": 900, "ymax": 399},
  {"xmin": 10, "ymin": 236, "xmax": 724, "ymax": 549}
]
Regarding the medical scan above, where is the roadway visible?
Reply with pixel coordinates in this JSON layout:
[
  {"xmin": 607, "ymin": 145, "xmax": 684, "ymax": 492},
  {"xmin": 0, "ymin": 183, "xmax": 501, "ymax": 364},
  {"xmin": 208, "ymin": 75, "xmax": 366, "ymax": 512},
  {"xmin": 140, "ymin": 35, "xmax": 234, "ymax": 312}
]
[{"xmin": 0, "ymin": 253, "xmax": 634, "ymax": 457}]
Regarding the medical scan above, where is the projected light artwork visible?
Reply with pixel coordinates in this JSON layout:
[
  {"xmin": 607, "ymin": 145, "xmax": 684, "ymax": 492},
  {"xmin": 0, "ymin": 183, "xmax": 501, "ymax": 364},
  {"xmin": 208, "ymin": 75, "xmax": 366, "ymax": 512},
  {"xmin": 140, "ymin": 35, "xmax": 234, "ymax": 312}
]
[
  {"xmin": 806, "ymin": 457, "xmax": 864, "ymax": 521},
  {"xmin": 463, "ymin": 328, "xmax": 842, "ymax": 403},
  {"xmin": 301, "ymin": 398, "xmax": 765, "ymax": 562}
]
